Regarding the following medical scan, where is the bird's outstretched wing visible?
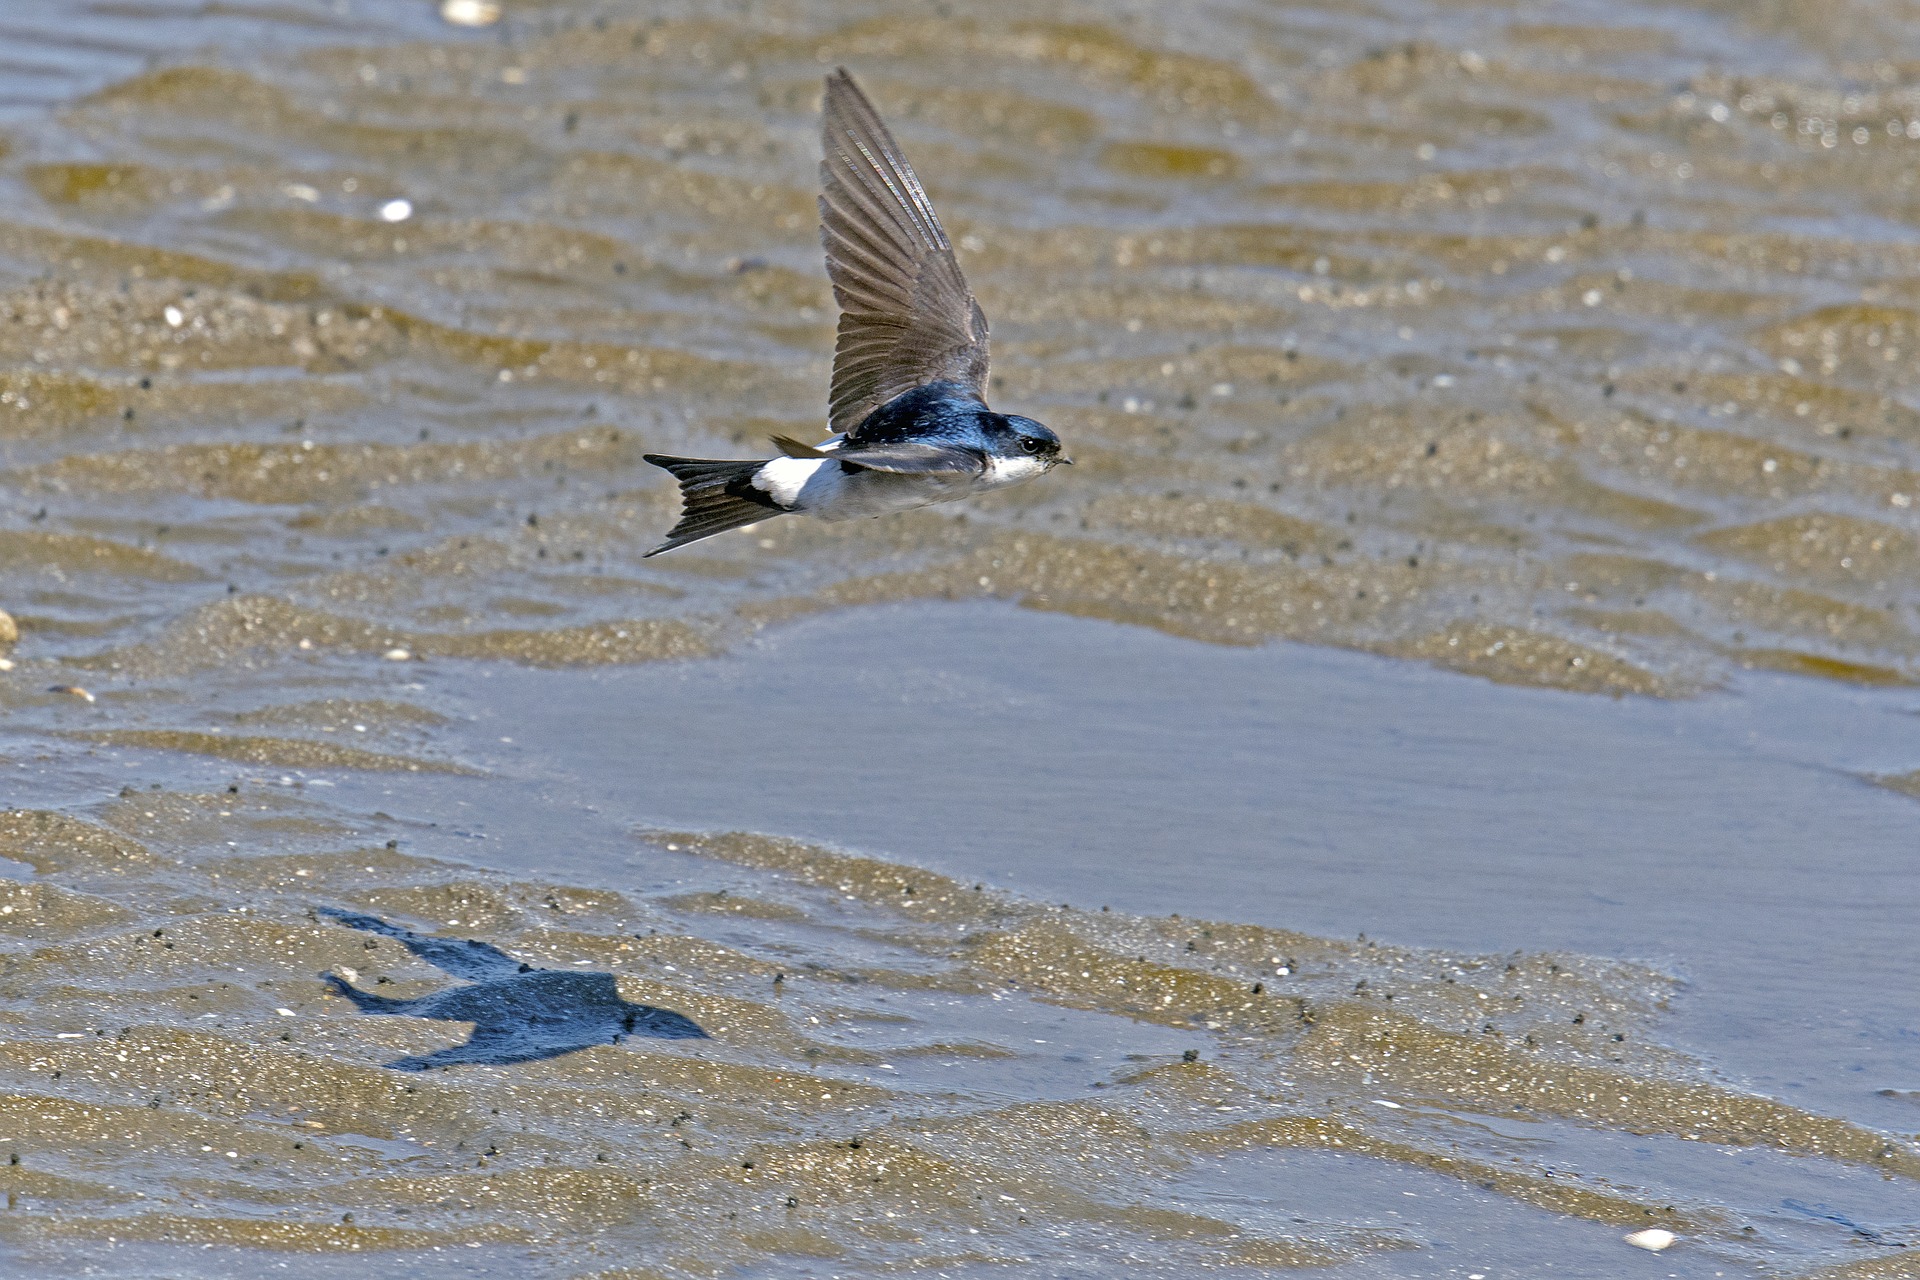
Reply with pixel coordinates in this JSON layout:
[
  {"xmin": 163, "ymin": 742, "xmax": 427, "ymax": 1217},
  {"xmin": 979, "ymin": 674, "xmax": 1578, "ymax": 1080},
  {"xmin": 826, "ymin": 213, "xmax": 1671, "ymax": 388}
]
[
  {"xmin": 318, "ymin": 907, "xmax": 523, "ymax": 980},
  {"xmin": 819, "ymin": 68, "xmax": 990, "ymax": 435}
]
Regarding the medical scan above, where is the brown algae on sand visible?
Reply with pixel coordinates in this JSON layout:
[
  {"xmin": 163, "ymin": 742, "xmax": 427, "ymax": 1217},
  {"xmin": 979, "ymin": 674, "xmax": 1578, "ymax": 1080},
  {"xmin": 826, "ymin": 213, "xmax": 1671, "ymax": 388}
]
[
  {"xmin": 8, "ymin": 5, "xmax": 1920, "ymax": 701},
  {"xmin": 0, "ymin": 807, "xmax": 1911, "ymax": 1273}
]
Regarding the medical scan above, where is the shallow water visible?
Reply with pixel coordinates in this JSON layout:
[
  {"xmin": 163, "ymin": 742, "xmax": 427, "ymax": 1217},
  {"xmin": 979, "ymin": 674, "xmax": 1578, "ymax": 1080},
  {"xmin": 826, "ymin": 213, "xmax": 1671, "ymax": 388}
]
[
  {"xmin": 3, "ymin": 0, "xmax": 1920, "ymax": 1276},
  {"xmin": 5, "ymin": 606, "xmax": 1920, "ymax": 1277},
  {"xmin": 462, "ymin": 602, "xmax": 1920, "ymax": 1126}
]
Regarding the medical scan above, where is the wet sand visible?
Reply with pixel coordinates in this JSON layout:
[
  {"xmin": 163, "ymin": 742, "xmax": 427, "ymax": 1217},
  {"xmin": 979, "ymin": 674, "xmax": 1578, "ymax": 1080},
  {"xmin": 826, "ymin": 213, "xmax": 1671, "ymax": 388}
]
[
  {"xmin": 460, "ymin": 602, "xmax": 1920, "ymax": 1129},
  {"xmin": 3, "ymin": 0, "xmax": 1920, "ymax": 1274},
  {"xmin": 3, "ymin": 605, "xmax": 1918, "ymax": 1277},
  {"xmin": 7, "ymin": 0, "xmax": 1920, "ymax": 694}
]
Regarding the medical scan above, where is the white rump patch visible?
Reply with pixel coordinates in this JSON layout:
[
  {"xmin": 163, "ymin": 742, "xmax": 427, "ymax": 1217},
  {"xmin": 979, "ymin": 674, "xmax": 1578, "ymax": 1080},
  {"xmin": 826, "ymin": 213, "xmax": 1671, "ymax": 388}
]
[{"xmin": 752, "ymin": 457, "xmax": 829, "ymax": 509}]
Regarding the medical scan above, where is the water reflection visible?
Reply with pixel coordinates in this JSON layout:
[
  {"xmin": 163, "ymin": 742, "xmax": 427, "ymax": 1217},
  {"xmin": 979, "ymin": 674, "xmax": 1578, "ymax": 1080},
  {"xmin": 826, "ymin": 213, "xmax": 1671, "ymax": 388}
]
[{"xmin": 318, "ymin": 908, "xmax": 707, "ymax": 1070}]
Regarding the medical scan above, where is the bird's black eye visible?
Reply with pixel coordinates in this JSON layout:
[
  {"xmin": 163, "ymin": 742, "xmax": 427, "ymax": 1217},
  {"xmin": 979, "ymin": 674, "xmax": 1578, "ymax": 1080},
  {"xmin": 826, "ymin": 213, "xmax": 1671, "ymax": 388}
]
[{"xmin": 1018, "ymin": 436, "xmax": 1044, "ymax": 454}]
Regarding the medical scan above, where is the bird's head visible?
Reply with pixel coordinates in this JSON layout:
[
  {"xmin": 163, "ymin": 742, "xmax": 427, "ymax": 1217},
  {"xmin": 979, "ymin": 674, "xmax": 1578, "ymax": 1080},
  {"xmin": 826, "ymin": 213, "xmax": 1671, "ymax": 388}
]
[{"xmin": 993, "ymin": 414, "xmax": 1071, "ymax": 468}]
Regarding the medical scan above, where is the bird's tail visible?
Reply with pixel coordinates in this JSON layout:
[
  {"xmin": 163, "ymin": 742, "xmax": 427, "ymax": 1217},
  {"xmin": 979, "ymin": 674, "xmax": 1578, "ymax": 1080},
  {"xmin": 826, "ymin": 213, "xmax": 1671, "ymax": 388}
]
[{"xmin": 642, "ymin": 455, "xmax": 785, "ymax": 555}]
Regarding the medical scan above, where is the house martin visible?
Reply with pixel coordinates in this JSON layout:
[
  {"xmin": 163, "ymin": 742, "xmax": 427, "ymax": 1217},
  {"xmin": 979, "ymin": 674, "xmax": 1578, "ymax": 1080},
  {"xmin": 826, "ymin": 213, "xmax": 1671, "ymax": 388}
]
[{"xmin": 643, "ymin": 69, "xmax": 1069, "ymax": 555}]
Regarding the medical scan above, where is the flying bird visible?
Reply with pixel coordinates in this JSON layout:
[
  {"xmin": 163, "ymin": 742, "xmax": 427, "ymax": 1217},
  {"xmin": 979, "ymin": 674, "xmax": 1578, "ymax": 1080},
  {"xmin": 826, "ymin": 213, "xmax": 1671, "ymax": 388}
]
[{"xmin": 643, "ymin": 69, "xmax": 1068, "ymax": 556}]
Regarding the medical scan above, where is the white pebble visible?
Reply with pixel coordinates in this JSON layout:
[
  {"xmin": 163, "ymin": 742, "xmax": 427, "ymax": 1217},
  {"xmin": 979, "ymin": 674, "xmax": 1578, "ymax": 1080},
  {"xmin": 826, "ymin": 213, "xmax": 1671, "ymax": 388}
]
[
  {"xmin": 383, "ymin": 647, "xmax": 412, "ymax": 661},
  {"xmin": 164, "ymin": 305, "xmax": 184, "ymax": 328},
  {"xmin": 275, "ymin": 1007, "xmax": 297, "ymax": 1017},
  {"xmin": 378, "ymin": 198, "xmax": 412, "ymax": 223},
  {"xmin": 439, "ymin": 0, "xmax": 501, "ymax": 26},
  {"xmin": 1624, "ymin": 1228, "xmax": 1676, "ymax": 1252}
]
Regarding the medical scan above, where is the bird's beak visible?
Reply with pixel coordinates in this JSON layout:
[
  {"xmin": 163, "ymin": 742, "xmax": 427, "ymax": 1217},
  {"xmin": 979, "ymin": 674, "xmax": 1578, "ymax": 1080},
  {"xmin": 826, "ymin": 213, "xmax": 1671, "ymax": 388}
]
[{"xmin": 1056, "ymin": 456, "xmax": 1073, "ymax": 466}]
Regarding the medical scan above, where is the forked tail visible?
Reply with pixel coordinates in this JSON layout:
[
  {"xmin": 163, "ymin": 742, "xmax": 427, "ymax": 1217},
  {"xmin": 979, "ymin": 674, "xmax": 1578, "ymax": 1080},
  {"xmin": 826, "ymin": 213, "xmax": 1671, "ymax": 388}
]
[{"xmin": 642, "ymin": 455, "xmax": 786, "ymax": 555}]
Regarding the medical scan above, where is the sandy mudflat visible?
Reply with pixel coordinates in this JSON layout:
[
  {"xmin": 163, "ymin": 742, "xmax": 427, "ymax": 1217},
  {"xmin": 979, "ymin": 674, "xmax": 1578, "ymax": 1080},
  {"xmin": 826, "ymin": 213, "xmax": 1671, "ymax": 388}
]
[{"xmin": 2, "ymin": 0, "xmax": 1919, "ymax": 1274}]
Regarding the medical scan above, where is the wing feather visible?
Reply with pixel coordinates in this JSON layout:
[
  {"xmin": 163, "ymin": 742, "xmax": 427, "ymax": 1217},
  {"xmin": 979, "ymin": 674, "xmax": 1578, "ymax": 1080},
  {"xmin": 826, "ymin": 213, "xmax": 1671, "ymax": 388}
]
[
  {"xmin": 770, "ymin": 432, "xmax": 984, "ymax": 475},
  {"xmin": 819, "ymin": 69, "xmax": 990, "ymax": 434},
  {"xmin": 835, "ymin": 440, "xmax": 987, "ymax": 474}
]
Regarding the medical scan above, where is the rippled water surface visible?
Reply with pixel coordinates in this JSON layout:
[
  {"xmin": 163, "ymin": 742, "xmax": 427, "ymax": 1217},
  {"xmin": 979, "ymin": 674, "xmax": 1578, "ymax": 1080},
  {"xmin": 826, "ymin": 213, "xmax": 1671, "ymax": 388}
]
[{"xmin": 3, "ymin": 0, "xmax": 1920, "ymax": 1276}]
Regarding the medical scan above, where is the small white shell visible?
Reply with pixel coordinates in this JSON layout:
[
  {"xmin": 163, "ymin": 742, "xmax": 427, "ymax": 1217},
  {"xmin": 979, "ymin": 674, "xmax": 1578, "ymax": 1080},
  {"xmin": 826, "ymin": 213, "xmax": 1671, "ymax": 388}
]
[
  {"xmin": 1624, "ymin": 1228, "xmax": 1676, "ymax": 1252},
  {"xmin": 439, "ymin": 0, "xmax": 501, "ymax": 26}
]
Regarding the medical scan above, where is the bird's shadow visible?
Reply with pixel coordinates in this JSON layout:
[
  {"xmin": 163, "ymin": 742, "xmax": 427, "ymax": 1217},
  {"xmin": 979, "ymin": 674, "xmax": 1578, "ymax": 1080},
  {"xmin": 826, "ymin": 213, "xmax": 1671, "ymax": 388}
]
[{"xmin": 317, "ymin": 908, "xmax": 707, "ymax": 1071}]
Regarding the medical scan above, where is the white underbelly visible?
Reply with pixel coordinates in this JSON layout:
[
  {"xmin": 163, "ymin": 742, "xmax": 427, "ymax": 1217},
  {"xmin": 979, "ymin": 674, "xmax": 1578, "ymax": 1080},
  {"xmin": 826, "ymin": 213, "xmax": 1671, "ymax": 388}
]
[
  {"xmin": 754, "ymin": 449, "xmax": 1047, "ymax": 522},
  {"xmin": 809, "ymin": 468, "xmax": 975, "ymax": 521}
]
